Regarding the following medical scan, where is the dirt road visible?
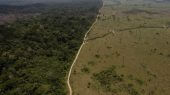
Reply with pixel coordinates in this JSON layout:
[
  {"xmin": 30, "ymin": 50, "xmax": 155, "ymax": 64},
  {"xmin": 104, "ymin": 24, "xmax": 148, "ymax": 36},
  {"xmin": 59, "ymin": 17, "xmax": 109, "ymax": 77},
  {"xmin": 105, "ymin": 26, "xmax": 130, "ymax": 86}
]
[{"xmin": 67, "ymin": 2, "xmax": 103, "ymax": 95}]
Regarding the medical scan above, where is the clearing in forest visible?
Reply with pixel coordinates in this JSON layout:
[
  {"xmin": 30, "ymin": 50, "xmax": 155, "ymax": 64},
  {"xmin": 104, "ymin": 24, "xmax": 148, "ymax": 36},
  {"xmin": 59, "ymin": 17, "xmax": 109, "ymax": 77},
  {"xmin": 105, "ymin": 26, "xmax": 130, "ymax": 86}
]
[{"xmin": 70, "ymin": 0, "xmax": 170, "ymax": 95}]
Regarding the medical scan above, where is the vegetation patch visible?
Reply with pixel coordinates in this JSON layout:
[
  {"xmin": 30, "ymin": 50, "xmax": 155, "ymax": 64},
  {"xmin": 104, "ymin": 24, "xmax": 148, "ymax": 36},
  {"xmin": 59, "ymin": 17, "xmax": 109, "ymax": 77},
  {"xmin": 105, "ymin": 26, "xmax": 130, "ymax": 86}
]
[
  {"xmin": 88, "ymin": 61, "xmax": 96, "ymax": 66},
  {"xmin": 123, "ymin": 8, "xmax": 158, "ymax": 15},
  {"xmin": 92, "ymin": 66, "xmax": 122, "ymax": 89},
  {"xmin": 92, "ymin": 66, "xmax": 141, "ymax": 95},
  {"xmin": 81, "ymin": 66, "xmax": 90, "ymax": 73},
  {"xmin": 95, "ymin": 54, "xmax": 100, "ymax": 58}
]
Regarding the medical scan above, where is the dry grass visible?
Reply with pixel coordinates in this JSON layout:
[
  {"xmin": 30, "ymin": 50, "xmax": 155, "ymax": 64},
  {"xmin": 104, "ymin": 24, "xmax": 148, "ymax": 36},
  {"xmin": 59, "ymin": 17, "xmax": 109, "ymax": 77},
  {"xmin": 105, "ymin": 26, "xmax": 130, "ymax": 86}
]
[{"xmin": 70, "ymin": 0, "xmax": 170, "ymax": 95}]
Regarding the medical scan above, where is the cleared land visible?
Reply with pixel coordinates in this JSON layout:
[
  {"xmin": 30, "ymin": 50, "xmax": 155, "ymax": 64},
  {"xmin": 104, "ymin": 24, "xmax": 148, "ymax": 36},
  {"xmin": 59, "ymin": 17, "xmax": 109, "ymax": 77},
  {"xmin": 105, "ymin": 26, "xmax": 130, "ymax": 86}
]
[{"xmin": 70, "ymin": 0, "xmax": 170, "ymax": 95}]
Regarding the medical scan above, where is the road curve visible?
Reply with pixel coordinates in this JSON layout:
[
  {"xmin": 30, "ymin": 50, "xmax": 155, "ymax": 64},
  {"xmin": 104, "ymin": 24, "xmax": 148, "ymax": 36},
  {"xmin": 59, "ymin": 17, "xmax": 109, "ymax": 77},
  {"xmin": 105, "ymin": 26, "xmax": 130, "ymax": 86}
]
[{"xmin": 67, "ymin": 2, "xmax": 103, "ymax": 95}]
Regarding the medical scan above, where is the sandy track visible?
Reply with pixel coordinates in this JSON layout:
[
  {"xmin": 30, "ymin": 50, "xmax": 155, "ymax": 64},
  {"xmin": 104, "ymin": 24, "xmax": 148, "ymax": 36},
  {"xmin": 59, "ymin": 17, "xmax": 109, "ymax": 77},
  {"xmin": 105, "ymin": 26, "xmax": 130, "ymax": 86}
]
[{"xmin": 67, "ymin": 2, "xmax": 103, "ymax": 95}]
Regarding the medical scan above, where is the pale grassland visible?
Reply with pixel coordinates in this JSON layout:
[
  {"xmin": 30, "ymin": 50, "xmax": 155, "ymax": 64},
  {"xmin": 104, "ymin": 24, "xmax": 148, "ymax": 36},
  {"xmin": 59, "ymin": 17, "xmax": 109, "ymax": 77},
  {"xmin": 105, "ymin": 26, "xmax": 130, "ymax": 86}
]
[{"xmin": 70, "ymin": 0, "xmax": 170, "ymax": 95}]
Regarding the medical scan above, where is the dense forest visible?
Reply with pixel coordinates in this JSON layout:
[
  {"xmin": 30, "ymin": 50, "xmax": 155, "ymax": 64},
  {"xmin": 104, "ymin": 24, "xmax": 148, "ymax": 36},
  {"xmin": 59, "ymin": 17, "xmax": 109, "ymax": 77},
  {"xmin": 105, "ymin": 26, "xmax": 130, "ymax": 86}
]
[
  {"xmin": 0, "ymin": 0, "xmax": 102, "ymax": 95},
  {"xmin": 0, "ymin": 3, "xmax": 47, "ymax": 14}
]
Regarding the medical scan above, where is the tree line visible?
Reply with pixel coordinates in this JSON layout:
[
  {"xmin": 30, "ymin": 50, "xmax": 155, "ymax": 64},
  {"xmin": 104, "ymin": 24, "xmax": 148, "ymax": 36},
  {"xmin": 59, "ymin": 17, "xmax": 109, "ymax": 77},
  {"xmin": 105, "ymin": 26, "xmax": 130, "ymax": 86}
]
[{"xmin": 0, "ymin": 0, "xmax": 102, "ymax": 95}]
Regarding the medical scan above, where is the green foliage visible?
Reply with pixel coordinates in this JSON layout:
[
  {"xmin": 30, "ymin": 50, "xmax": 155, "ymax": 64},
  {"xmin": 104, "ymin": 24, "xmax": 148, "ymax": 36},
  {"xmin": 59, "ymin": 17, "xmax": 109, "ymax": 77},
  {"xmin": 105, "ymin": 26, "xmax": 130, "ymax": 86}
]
[
  {"xmin": 0, "ymin": 0, "xmax": 102, "ymax": 95},
  {"xmin": 92, "ymin": 66, "xmax": 123, "ymax": 91},
  {"xmin": 88, "ymin": 61, "xmax": 96, "ymax": 66},
  {"xmin": 81, "ymin": 66, "xmax": 90, "ymax": 73},
  {"xmin": 135, "ymin": 79, "xmax": 144, "ymax": 86},
  {"xmin": 95, "ymin": 54, "xmax": 100, "ymax": 58},
  {"xmin": 92, "ymin": 66, "xmax": 141, "ymax": 95}
]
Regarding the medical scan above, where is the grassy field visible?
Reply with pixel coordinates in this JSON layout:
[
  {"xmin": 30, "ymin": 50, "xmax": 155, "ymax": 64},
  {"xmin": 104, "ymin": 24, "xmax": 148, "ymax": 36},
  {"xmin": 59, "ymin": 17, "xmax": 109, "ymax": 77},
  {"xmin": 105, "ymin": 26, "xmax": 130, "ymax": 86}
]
[{"xmin": 70, "ymin": 0, "xmax": 170, "ymax": 95}]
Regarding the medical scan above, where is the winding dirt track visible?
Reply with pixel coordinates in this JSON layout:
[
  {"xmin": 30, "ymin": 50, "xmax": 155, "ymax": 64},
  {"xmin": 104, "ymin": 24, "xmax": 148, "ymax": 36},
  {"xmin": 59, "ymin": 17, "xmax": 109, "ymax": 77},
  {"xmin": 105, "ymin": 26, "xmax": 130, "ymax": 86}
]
[{"xmin": 67, "ymin": 2, "xmax": 103, "ymax": 95}]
